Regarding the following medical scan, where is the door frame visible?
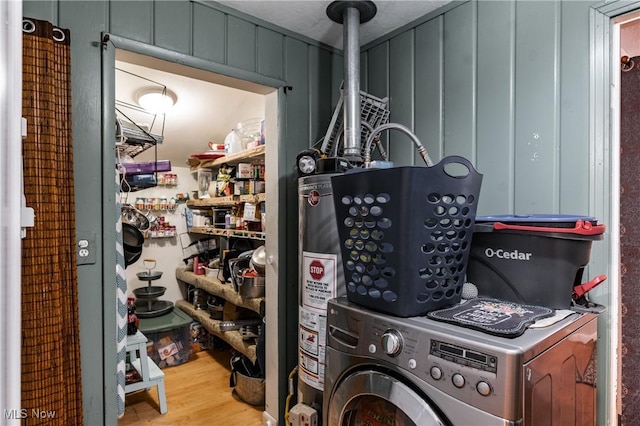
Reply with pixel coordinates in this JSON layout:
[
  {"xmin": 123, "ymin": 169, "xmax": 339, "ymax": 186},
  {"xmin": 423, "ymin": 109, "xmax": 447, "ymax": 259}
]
[
  {"xmin": 0, "ymin": 1, "xmax": 23, "ymax": 421},
  {"xmin": 100, "ymin": 33, "xmax": 286, "ymax": 424},
  {"xmin": 591, "ymin": 1, "xmax": 640, "ymax": 423}
]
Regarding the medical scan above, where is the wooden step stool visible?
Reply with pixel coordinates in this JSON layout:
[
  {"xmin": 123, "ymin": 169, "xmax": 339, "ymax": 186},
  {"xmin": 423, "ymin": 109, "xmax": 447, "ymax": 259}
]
[{"xmin": 125, "ymin": 330, "xmax": 167, "ymax": 414}]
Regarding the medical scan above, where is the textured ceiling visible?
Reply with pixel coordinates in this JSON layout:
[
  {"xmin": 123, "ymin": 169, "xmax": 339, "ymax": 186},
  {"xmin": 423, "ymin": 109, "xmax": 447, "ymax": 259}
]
[{"xmin": 216, "ymin": 0, "xmax": 452, "ymax": 49}]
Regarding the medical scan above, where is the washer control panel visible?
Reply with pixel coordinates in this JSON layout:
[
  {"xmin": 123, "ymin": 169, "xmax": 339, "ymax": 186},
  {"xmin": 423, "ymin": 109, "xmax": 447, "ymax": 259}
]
[
  {"xmin": 430, "ymin": 340, "xmax": 497, "ymax": 373},
  {"xmin": 360, "ymin": 319, "xmax": 501, "ymax": 408},
  {"xmin": 427, "ymin": 339, "xmax": 497, "ymax": 398}
]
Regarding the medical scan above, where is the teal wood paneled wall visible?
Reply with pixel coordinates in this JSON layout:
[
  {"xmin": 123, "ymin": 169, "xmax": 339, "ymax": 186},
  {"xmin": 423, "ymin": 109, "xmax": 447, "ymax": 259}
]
[
  {"xmin": 559, "ymin": 0, "xmax": 591, "ymax": 214},
  {"xmin": 365, "ymin": 43, "xmax": 390, "ymax": 149},
  {"xmin": 362, "ymin": 0, "xmax": 594, "ymax": 216},
  {"xmin": 227, "ymin": 15, "xmax": 257, "ymax": 71},
  {"xmin": 514, "ymin": 1, "xmax": 560, "ymax": 213},
  {"xmin": 154, "ymin": 1, "xmax": 192, "ymax": 53},
  {"xmin": 361, "ymin": 1, "xmax": 609, "ymax": 424},
  {"xmin": 415, "ymin": 17, "xmax": 444, "ymax": 164},
  {"xmin": 477, "ymin": 1, "xmax": 515, "ymax": 211},
  {"xmin": 283, "ymin": 37, "xmax": 309, "ymax": 380},
  {"xmin": 443, "ymin": 2, "xmax": 476, "ymax": 162},
  {"xmin": 389, "ymin": 31, "xmax": 416, "ymax": 163},
  {"xmin": 22, "ymin": 1, "xmax": 340, "ymax": 425},
  {"xmin": 258, "ymin": 27, "xmax": 285, "ymax": 80},
  {"xmin": 192, "ymin": 5, "xmax": 226, "ymax": 63},
  {"xmin": 58, "ymin": 3, "xmax": 111, "ymax": 426}
]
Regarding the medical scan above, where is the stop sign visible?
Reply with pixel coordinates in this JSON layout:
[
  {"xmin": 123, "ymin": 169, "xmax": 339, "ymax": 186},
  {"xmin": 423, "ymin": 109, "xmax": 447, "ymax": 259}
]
[{"xmin": 309, "ymin": 260, "xmax": 324, "ymax": 280}]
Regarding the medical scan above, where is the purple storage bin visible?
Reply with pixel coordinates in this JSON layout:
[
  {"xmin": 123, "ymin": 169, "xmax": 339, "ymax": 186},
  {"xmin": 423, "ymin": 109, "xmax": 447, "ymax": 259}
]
[{"xmin": 123, "ymin": 160, "xmax": 171, "ymax": 175}]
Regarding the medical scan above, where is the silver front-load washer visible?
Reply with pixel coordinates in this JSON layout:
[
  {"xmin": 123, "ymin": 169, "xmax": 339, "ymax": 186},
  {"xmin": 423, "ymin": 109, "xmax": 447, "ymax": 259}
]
[{"xmin": 323, "ymin": 297, "xmax": 597, "ymax": 426}]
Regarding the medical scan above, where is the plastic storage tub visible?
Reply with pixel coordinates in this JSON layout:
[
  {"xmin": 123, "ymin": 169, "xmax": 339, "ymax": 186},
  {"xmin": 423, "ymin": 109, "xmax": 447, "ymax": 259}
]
[
  {"xmin": 138, "ymin": 307, "xmax": 193, "ymax": 369},
  {"xmin": 466, "ymin": 215, "xmax": 605, "ymax": 309}
]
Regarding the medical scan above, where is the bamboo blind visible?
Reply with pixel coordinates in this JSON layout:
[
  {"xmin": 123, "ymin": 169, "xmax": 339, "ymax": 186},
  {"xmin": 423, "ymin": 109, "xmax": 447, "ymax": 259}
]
[{"xmin": 21, "ymin": 18, "xmax": 83, "ymax": 425}]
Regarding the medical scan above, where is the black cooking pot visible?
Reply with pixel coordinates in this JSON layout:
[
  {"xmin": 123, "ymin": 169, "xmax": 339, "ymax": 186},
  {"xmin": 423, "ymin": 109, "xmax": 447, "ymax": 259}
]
[
  {"xmin": 123, "ymin": 223, "xmax": 144, "ymax": 268},
  {"xmin": 123, "ymin": 223, "xmax": 144, "ymax": 251},
  {"xmin": 124, "ymin": 247, "xmax": 142, "ymax": 268}
]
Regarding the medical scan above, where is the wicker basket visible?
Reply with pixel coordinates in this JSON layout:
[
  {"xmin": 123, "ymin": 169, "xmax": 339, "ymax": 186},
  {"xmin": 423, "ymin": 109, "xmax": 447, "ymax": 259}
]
[{"xmin": 232, "ymin": 371, "xmax": 265, "ymax": 406}]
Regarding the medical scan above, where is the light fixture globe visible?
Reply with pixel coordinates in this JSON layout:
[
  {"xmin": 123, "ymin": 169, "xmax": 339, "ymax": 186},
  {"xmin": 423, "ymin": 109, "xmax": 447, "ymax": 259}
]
[{"xmin": 135, "ymin": 87, "xmax": 177, "ymax": 114}]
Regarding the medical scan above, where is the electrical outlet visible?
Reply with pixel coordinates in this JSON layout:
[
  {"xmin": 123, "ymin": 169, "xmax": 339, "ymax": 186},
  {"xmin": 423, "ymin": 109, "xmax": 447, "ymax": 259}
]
[
  {"xmin": 77, "ymin": 232, "xmax": 96, "ymax": 265},
  {"xmin": 289, "ymin": 403, "xmax": 317, "ymax": 426}
]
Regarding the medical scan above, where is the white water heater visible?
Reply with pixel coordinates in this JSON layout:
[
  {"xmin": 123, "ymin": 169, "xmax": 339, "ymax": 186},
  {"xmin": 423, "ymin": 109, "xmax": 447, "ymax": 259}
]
[{"xmin": 297, "ymin": 173, "xmax": 346, "ymax": 412}]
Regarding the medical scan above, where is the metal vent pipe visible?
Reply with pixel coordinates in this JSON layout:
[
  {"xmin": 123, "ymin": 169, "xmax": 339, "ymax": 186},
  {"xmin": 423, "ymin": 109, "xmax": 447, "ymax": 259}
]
[
  {"xmin": 342, "ymin": 6, "xmax": 361, "ymax": 158},
  {"xmin": 327, "ymin": 1, "xmax": 377, "ymax": 160}
]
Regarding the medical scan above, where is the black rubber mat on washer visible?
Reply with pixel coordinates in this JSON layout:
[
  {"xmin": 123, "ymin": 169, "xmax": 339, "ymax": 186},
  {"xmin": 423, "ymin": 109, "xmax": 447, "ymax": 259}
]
[{"xmin": 427, "ymin": 297, "xmax": 554, "ymax": 337}]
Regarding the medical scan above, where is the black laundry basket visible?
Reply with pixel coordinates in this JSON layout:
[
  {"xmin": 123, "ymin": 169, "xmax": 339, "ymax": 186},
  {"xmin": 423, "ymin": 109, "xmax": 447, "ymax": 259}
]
[{"xmin": 331, "ymin": 156, "xmax": 483, "ymax": 317}]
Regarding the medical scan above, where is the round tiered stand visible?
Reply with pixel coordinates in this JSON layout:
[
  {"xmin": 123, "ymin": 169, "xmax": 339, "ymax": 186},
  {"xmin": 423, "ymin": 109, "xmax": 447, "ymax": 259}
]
[{"xmin": 133, "ymin": 259, "xmax": 173, "ymax": 318}]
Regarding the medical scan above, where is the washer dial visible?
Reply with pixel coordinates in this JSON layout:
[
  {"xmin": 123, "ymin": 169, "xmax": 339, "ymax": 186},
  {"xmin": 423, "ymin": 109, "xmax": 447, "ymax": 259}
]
[{"xmin": 380, "ymin": 329, "xmax": 403, "ymax": 357}]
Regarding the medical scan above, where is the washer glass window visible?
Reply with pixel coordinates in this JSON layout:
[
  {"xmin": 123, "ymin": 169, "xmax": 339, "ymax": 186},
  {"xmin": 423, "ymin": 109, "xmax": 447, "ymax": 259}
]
[
  {"xmin": 329, "ymin": 370, "xmax": 447, "ymax": 426},
  {"xmin": 342, "ymin": 395, "xmax": 416, "ymax": 425}
]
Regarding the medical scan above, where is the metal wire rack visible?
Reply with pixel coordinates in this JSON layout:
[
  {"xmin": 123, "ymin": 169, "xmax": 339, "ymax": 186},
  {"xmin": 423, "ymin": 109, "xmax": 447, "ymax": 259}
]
[{"xmin": 320, "ymin": 85, "xmax": 390, "ymax": 158}]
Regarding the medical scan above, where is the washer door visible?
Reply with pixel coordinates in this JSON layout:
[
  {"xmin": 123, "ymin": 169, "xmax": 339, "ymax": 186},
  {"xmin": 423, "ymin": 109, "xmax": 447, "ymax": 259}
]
[{"xmin": 328, "ymin": 369, "xmax": 448, "ymax": 426}]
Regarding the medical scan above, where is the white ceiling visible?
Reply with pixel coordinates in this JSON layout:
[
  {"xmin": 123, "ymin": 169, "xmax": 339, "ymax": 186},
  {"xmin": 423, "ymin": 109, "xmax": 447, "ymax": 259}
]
[
  {"xmin": 115, "ymin": 54, "xmax": 267, "ymax": 165},
  {"xmin": 216, "ymin": 0, "xmax": 451, "ymax": 49}
]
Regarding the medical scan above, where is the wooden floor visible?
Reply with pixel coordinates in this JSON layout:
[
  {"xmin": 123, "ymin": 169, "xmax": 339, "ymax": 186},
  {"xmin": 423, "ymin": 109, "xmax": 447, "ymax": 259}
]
[{"xmin": 119, "ymin": 348, "xmax": 264, "ymax": 426}]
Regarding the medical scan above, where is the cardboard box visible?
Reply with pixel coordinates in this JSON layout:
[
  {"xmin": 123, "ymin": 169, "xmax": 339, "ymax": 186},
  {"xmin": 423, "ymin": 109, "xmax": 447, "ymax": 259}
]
[
  {"xmin": 223, "ymin": 302, "xmax": 260, "ymax": 321},
  {"xmin": 236, "ymin": 163, "xmax": 253, "ymax": 179},
  {"xmin": 243, "ymin": 202, "xmax": 261, "ymax": 221},
  {"xmin": 249, "ymin": 180, "xmax": 265, "ymax": 194},
  {"xmin": 234, "ymin": 180, "xmax": 250, "ymax": 195}
]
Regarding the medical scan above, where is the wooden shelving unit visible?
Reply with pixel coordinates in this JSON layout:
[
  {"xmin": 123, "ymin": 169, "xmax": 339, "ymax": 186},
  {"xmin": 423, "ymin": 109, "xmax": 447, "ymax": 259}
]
[
  {"xmin": 175, "ymin": 268, "xmax": 263, "ymax": 313},
  {"xmin": 187, "ymin": 193, "xmax": 266, "ymax": 208},
  {"xmin": 187, "ymin": 145, "xmax": 265, "ymax": 170},
  {"xmin": 187, "ymin": 227, "xmax": 265, "ymax": 241},
  {"xmin": 175, "ymin": 301, "xmax": 258, "ymax": 363},
  {"xmin": 179, "ymin": 145, "xmax": 267, "ymax": 365},
  {"xmin": 175, "ymin": 268, "xmax": 264, "ymax": 363},
  {"xmin": 187, "ymin": 147, "xmax": 266, "ymax": 240}
]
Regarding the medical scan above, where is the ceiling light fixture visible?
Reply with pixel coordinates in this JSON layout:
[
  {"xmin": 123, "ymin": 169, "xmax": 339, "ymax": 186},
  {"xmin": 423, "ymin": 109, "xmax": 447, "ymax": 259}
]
[{"xmin": 135, "ymin": 87, "xmax": 177, "ymax": 114}]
